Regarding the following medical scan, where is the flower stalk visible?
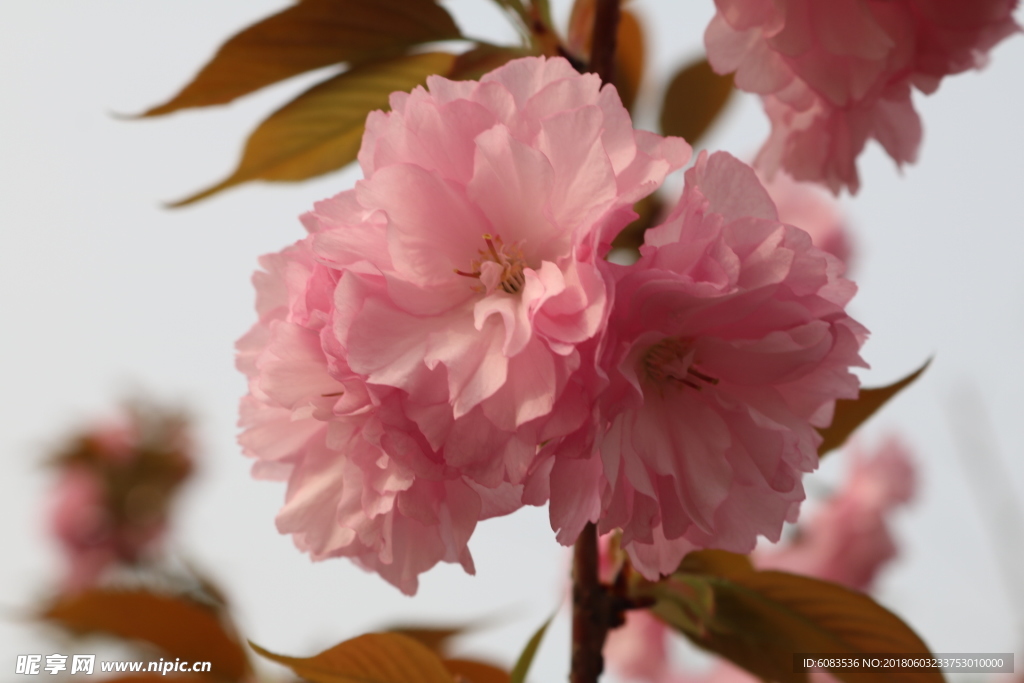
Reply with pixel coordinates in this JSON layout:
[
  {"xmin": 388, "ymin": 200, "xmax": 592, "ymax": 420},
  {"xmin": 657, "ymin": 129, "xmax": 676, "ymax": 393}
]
[
  {"xmin": 571, "ymin": 523, "xmax": 613, "ymax": 683},
  {"xmin": 588, "ymin": 0, "xmax": 621, "ymax": 85}
]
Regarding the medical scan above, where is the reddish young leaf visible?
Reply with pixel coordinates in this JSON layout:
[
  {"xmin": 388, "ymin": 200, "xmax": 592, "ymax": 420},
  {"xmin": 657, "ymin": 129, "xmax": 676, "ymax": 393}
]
[
  {"xmin": 679, "ymin": 548, "xmax": 755, "ymax": 577},
  {"xmin": 615, "ymin": 10, "xmax": 645, "ymax": 112},
  {"xmin": 659, "ymin": 58, "xmax": 734, "ymax": 144},
  {"xmin": 385, "ymin": 626, "xmax": 464, "ymax": 655},
  {"xmin": 565, "ymin": 0, "xmax": 645, "ymax": 110},
  {"xmin": 170, "ymin": 51, "xmax": 455, "ymax": 206},
  {"xmin": 610, "ymin": 193, "xmax": 664, "ymax": 251},
  {"xmin": 41, "ymin": 589, "xmax": 250, "ymax": 682},
  {"xmin": 647, "ymin": 551, "xmax": 942, "ymax": 683},
  {"xmin": 532, "ymin": 0, "xmax": 555, "ymax": 32},
  {"xmin": 566, "ymin": 0, "xmax": 595, "ymax": 58},
  {"xmin": 142, "ymin": 0, "xmax": 461, "ymax": 116},
  {"xmin": 488, "ymin": 0, "xmax": 530, "ymax": 28},
  {"xmin": 95, "ymin": 677, "xmax": 217, "ymax": 683},
  {"xmin": 250, "ymin": 633, "xmax": 454, "ymax": 683},
  {"xmin": 448, "ymin": 45, "xmax": 532, "ymax": 82},
  {"xmin": 818, "ymin": 360, "xmax": 931, "ymax": 456},
  {"xmin": 443, "ymin": 659, "xmax": 511, "ymax": 683}
]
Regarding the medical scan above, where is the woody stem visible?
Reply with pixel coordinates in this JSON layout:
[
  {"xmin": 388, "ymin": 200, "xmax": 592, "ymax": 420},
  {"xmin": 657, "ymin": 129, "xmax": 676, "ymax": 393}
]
[
  {"xmin": 588, "ymin": 0, "xmax": 621, "ymax": 86},
  {"xmin": 571, "ymin": 522, "xmax": 612, "ymax": 683}
]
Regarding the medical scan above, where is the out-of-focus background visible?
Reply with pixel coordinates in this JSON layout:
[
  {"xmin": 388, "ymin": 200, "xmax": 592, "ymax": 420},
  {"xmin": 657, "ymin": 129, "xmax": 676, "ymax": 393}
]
[{"xmin": 2, "ymin": 1, "xmax": 1024, "ymax": 679}]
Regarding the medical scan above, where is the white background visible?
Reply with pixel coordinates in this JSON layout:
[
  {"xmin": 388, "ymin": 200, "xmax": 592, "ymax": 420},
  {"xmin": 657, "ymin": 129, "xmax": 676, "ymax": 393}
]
[{"xmin": 2, "ymin": 0, "xmax": 1024, "ymax": 679}]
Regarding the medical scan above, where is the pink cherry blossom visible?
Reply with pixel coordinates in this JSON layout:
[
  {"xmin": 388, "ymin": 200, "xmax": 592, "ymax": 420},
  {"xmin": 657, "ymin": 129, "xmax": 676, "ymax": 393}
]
[
  {"xmin": 761, "ymin": 170, "xmax": 853, "ymax": 268},
  {"xmin": 546, "ymin": 151, "xmax": 867, "ymax": 580},
  {"xmin": 237, "ymin": 56, "xmax": 690, "ymax": 593},
  {"xmin": 705, "ymin": 0, "xmax": 1020, "ymax": 193},
  {"xmin": 603, "ymin": 437, "xmax": 916, "ymax": 683},
  {"xmin": 50, "ymin": 466, "xmax": 122, "ymax": 591},
  {"xmin": 48, "ymin": 410, "xmax": 191, "ymax": 591},
  {"xmin": 238, "ymin": 241, "xmax": 523, "ymax": 594}
]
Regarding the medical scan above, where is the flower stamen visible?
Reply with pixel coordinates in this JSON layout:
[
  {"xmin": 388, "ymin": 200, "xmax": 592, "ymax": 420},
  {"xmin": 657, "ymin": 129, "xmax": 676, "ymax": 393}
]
[
  {"xmin": 643, "ymin": 338, "xmax": 718, "ymax": 390},
  {"xmin": 686, "ymin": 367, "xmax": 719, "ymax": 386},
  {"xmin": 455, "ymin": 233, "xmax": 528, "ymax": 295}
]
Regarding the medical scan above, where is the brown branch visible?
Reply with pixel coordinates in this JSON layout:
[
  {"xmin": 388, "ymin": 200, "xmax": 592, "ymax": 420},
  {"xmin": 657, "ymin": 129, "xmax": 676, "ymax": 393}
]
[
  {"xmin": 571, "ymin": 523, "xmax": 611, "ymax": 683},
  {"xmin": 588, "ymin": 0, "xmax": 620, "ymax": 86}
]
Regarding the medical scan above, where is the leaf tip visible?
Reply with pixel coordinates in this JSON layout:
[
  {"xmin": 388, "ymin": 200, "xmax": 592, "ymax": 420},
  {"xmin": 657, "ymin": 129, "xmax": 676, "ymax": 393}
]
[{"xmin": 164, "ymin": 181, "xmax": 230, "ymax": 209}]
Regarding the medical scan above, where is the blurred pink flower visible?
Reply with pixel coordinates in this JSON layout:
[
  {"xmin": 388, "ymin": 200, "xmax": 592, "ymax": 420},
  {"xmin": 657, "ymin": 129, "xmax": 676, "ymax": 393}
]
[
  {"xmin": 50, "ymin": 467, "xmax": 122, "ymax": 591},
  {"xmin": 547, "ymin": 152, "xmax": 867, "ymax": 580},
  {"xmin": 238, "ymin": 56, "xmax": 690, "ymax": 593},
  {"xmin": 757, "ymin": 435, "xmax": 915, "ymax": 590},
  {"xmin": 604, "ymin": 436, "xmax": 916, "ymax": 683},
  {"xmin": 48, "ymin": 409, "xmax": 191, "ymax": 591},
  {"xmin": 705, "ymin": 0, "xmax": 1020, "ymax": 193},
  {"xmin": 761, "ymin": 170, "xmax": 853, "ymax": 268}
]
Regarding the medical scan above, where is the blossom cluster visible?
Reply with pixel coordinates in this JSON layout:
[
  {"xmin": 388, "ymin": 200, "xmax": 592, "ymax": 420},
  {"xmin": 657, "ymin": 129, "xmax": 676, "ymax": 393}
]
[
  {"xmin": 604, "ymin": 437, "xmax": 916, "ymax": 683},
  {"xmin": 237, "ymin": 56, "xmax": 867, "ymax": 593},
  {"xmin": 48, "ymin": 405, "xmax": 192, "ymax": 591},
  {"xmin": 706, "ymin": 0, "xmax": 1020, "ymax": 192}
]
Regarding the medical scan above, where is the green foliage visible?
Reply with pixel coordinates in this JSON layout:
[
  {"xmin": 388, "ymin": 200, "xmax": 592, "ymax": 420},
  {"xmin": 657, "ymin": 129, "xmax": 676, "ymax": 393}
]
[
  {"xmin": 818, "ymin": 359, "xmax": 931, "ymax": 456},
  {"xmin": 509, "ymin": 616, "xmax": 552, "ymax": 683},
  {"xmin": 638, "ymin": 550, "xmax": 944, "ymax": 683},
  {"xmin": 659, "ymin": 58, "xmax": 734, "ymax": 145}
]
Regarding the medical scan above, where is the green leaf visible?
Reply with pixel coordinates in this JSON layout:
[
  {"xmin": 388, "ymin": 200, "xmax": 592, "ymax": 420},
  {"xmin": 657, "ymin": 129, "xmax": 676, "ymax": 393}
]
[
  {"xmin": 142, "ymin": 0, "xmax": 461, "ymax": 116},
  {"xmin": 41, "ymin": 589, "xmax": 251, "ymax": 682},
  {"xmin": 509, "ymin": 616, "xmax": 552, "ymax": 683},
  {"xmin": 443, "ymin": 659, "xmax": 511, "ymax": 683},
  {"xmin": 818, "ymin": 359, "xmax": 931, "ymax": 456},
  {"xmin": 646, "ymin": 574, "xmax": 716, "ymax": 639},
  {"xmin": 659, "ymin": 58, "xmax": 734, "ymax": 144},
  {"xmin": 648, "ymin": 551, "xmax": 942, "ymax": 683},
  {"xmin": 250, "ymin": 633, "xmax": 454, "ymax": 683},
  {"xmin": 170, "ymin": 51, "xmax": 455, "ymax": 206}
]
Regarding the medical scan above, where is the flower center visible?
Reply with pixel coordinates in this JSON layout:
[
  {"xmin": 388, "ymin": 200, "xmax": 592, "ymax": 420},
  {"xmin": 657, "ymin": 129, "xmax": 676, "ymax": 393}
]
[
  {"xmin": 454, "ymin": 233, "xmax": 527, "ymax": 295},
  {"xmin": 643, "ymin": 338, "xmax": 718, "ymax": 390}
]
